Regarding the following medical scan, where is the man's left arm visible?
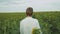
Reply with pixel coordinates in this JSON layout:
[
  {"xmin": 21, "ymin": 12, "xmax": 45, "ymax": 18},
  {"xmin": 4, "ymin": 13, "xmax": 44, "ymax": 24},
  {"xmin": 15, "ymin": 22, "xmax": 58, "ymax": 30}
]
[{"xmin": 35, "ymin": 20, "xmax": 42, "ymax": 34}]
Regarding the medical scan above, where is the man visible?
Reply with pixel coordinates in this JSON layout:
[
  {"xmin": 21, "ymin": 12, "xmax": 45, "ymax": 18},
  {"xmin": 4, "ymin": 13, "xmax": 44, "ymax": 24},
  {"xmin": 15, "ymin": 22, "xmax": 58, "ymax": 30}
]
[{"xmin": 20, "ymin": 7, "xmax": 42, "ymax": 34}]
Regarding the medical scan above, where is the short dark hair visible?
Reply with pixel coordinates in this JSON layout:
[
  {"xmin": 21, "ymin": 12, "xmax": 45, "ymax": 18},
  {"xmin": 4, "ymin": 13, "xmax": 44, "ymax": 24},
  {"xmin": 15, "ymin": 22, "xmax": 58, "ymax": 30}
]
[{"xmin": 26, "ymin": 7, "xmax": 33, "ymax": 16}]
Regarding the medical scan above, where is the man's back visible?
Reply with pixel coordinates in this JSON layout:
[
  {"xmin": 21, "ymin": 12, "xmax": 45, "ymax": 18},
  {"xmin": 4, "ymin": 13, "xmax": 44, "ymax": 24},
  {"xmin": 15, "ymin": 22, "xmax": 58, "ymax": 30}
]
[{"xmin": 20, "ymin": 17, "xmax": 40, "ymax": 34}]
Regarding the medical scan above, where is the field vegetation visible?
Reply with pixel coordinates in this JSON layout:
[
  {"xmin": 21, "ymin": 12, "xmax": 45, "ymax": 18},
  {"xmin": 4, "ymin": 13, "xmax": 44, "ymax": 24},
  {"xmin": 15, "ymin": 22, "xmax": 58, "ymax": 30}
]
[{"xmin": 0, "ymin": 12, "xmax": 60, "ymax": 34}]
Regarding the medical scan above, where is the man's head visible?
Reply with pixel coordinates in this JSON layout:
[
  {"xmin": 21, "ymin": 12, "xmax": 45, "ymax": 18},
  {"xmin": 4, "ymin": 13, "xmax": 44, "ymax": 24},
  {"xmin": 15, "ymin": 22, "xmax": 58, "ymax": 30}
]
[{"xmin": 26, "ymin": 7, "xmax": 33, "ymax": 16}]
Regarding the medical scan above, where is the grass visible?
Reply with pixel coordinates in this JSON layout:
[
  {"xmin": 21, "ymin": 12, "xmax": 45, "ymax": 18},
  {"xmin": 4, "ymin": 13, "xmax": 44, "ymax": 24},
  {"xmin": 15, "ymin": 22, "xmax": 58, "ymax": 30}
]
[{"xmin": 0, "ymin": 12, "xmax": 60, "ymax": 34}]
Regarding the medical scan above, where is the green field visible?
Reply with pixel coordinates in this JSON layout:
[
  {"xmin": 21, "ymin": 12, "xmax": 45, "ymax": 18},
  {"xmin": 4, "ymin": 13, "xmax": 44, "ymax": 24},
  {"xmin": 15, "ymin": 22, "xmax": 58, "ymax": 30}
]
[{"xmin": 0, "ymin": 12, "xmax": 60, "ymax": 34}]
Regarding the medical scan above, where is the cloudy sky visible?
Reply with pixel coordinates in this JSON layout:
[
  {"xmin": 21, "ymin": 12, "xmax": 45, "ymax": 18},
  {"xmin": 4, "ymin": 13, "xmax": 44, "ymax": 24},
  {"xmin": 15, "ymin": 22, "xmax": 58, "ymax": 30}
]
[{"xmin": 0, "ymin": 0, "xmax": 60, "ymax": 12}]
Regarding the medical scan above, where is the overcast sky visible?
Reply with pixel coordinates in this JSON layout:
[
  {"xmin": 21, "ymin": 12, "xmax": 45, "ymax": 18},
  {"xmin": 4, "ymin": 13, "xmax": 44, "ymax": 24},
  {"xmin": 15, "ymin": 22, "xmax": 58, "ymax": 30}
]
[{"xmin": 0, "ymin": 0, "xmax": 60, "ymax": 12}]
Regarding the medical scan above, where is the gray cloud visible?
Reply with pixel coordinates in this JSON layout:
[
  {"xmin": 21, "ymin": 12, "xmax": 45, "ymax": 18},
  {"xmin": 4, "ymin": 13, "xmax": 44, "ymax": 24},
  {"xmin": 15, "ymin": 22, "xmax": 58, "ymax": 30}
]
[{"xmin": 0, "ymin": 0, "xmax": 60, "ymax": 12}]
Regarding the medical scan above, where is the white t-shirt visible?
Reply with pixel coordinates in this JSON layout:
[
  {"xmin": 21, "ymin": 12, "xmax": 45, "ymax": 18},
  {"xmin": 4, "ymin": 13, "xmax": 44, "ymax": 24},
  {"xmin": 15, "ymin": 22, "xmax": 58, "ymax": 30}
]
[{"xmin": 20, "ymin": 16, "xmax": 42, "ymax": 34}]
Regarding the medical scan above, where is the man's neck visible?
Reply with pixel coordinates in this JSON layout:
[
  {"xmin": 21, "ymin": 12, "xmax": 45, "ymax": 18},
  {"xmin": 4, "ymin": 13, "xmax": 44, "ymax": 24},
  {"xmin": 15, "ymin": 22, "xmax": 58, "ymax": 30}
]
[
  {"xmin": 27, "ymin": 16, "xmax": 32, "ymax": 17},
  {"xmin": 26, "ymin": 16, "xmax": 32, "ymax": 18}
]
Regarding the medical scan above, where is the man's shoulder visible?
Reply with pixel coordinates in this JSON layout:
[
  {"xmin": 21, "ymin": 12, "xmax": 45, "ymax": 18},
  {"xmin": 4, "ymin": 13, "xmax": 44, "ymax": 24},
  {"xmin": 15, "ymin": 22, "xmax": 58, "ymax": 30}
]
[
  {"xmin": 20, "ymin": 18, "xmax": 26, "ymax": 23},
  {"xmin": 33, "ymin": 18, "xmax": 38, "ymax": 21},
  {"xmin": 33, "ymin": 18, "xmax": 38, "ymax": 22},
  {"xmin": 20, "ymin": 17, "xmax": 38, "ymax": 23}
]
